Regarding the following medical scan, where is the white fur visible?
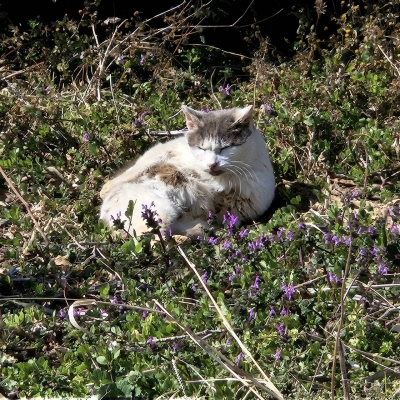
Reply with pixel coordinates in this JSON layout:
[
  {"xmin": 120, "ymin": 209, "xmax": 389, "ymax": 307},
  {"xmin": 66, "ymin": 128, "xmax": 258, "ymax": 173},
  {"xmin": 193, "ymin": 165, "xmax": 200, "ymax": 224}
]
[{"xmin": 100, "ymin": 106, "xmax": 275, "ymax": 237}]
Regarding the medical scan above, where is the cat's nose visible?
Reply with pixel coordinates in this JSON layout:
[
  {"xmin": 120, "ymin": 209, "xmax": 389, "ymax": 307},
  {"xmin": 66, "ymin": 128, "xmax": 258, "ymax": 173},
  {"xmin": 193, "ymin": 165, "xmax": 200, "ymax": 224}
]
[{"xmin": 207, "ymin": 162, "xmax": 218, "ymax": 170}]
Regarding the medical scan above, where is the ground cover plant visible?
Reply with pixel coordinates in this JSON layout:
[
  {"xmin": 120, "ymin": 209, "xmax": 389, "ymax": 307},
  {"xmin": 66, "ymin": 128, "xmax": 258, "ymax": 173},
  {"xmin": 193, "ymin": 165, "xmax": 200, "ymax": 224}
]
[{"xmin": 1, "ymin": 0, "xmax": 400, "ymax": 398}]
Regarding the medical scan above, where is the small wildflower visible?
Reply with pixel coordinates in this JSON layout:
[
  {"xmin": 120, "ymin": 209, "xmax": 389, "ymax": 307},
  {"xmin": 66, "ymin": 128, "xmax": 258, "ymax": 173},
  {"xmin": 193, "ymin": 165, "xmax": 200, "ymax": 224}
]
[
  {"xmin": 208, "ymin": 236, "xmax": 218, "ymax": 245},
  {"xmin": 223, "ymin": 210, "xmax": 239, "ymax": 229},
  {"xmin": 110, "ymin": 211, "xmax": 122, "ymax": 222},
  {"xmin": 269, "ymin": 306, "xmax": 276, "ymax": 316},
  {"xmin": 281, "ymin": 307, "xmax": 288, "ymax": 316},
  {"xmin": 281, "ymin": 282, "xmax": 295, "ymax": 301},
  {"xmin": 342, "ymin": 234, "xmax": 351, "ymax": 246},
  {"xmin": 331, "ymin": 234, "xmax": 340, "ymax": 246},
  {"xmin": 141, "ymin": 202, "xmax": 161, "ymax": 229},
  {"xmin": 59, "ymin": 309, "xmax": 67, "ymax": 319},
  {"xmin": 277, "ymin": 323, "xmax": 285, "ymax": 336},
  {"xmin": 222, "ymin": 239, "xmax": 231, "ymax": 250},
  {"xmin": 287, "ymin": 230, "xmax": 294, "ymax": 241},
  {"xmin": 228, "ymin": 273, "xmax": 234, "ymax": 282},
  {"xmin": 219, "ymin": 83, "xmax": 231, "ymax": 96},
  {"xmin": 247, "ymin": 307, "xmax": 256, "ymax": 321},
  {"xmin": 239, "ymin": 228, "xmax": 249, "ymax": 238},
  {"xmin": 298, "ymin": 222, "xmax": 306, "ymax": 230},
  {"xmin": 111, "ymin": 295, "xmax": 119, "ymax": 304},
  {"xmin": 191, "ymin": 283, "xmax": 197, "ymax": 291},
  {"xmin": 251, "ymin": 275, "xmax": 261, "ymax": 290},
  {"xmin": 142, "ymin": 310, "xmax": 148, "ymax": 319},
  {"xmin": 147, "ymin": 336, "xmax": 155, "ymax": 348},
  {"xmin": 234, "ymin": 352, "xmax": 243, "ymax": 366},
  {"xmin": 235, "ymin": 266, "xmax": 242, "ymax": 276},
  {"xmin": 328, "ymin": 271, "xmax": 341, "ymax": 284},
  {"xmin": 225, "ymin": 337, "xmax": 231, "ymax": 346},
  {"xmin": 171, "ymin": 343, "xmax": 179, "ymax": 352},
  {"xmin": 274, "ymin": 350, "xmax": 281, "ymax": 359},
  {"xmin": 277, "ymin": 227, "xmax": 285, "ymax": 242},
  {"xmin": 378, "ymin": 263, "xmax": 388, "ymax": 275},
  {"xmin": 202, "ymin": 271, "xmax": 208, "ymax": 284},
  {"xmin": 117, "ymin": 54, "xmax": 126, "ymax": 64},
  {"xmin": 261, "ymin": 102, "xmax": 273, "ymax": 115},
  {"xmin": 82, "ymin": 132, "xmax": 90, "ymax": 142},
  {"xmin": 323, "ymin": 232, "xmax": 331, "ymax": 245}
]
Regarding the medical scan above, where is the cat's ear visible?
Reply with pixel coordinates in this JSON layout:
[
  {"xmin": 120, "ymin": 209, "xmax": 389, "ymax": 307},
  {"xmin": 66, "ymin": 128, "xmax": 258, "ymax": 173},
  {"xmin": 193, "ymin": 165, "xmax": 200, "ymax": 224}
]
[
  {"xmin": 234, "ymin": 105, "xmax": 253, "ymax": 126},
  {"xmin": 182, "ymin": 105, "xmax": 203, "ymax": 130}
]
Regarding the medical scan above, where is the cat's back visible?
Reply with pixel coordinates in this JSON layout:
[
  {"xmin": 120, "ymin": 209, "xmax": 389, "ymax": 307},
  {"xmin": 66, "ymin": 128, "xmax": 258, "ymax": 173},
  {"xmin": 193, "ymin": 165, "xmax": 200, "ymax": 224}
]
[{"xmin": 125, "ymin": 135, "xmax": 191, "ymax": 174}]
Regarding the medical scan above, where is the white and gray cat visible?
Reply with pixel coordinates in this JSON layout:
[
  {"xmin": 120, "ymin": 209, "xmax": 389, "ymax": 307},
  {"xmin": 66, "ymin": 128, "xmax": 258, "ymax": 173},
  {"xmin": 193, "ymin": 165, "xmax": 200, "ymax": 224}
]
[{"xmin": 100, "ymin": 105, "xmax": 275, "ymax": 237}]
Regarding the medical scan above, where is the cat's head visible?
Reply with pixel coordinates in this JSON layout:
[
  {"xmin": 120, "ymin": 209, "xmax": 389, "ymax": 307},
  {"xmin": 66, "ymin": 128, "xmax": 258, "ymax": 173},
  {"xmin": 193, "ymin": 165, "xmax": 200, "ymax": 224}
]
[{"xmin": 182, "ymin": 105, "xmax": 255, "ymax": 176}]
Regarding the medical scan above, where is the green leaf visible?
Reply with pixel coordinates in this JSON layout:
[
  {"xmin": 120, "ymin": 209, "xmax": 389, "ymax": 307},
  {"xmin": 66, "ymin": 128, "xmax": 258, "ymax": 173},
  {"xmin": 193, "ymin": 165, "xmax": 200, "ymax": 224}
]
[
  {"xmin": 96, "ymin": 356, "xmax": 107, "ymax": 365},
  {"xmin": 98, "ymin": 283, "xmax": 110, "ymax": 299}
]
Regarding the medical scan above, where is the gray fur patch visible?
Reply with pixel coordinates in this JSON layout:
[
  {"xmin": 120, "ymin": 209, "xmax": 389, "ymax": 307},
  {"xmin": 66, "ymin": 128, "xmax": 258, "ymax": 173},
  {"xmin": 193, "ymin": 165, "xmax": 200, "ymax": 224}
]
[{"xmin": 185, "ymin": 109, "xmax": 252, "ymax": 148}]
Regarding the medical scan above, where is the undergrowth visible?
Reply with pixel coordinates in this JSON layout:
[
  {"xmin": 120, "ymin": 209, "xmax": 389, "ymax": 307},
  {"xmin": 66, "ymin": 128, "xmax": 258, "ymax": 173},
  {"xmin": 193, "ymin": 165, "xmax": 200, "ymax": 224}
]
[{"xmin": 1, "ymin": 0, "xmax": 400, "ymax": 399}]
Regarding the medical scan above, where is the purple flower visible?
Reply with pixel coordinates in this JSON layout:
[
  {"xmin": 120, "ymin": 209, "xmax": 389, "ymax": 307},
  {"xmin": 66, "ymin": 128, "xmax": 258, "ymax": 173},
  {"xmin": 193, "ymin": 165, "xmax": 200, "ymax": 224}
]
[
  {"xmin": 222, "ymin": 239, "xmax": 231, "ymax": 250},
  {"xmin": 298, "ymin": 222, "xmax": 306, "ymax": 230},
  {"xmin": 208, "ymin": 236, "xmax": 218, "ymax": 245},
  {"xmin": 247, "ymin": 307, "xmax": 256, "ymax": 321},
  {"xmin": 251, "ymin": 275, "xmax": 261, "ymax": 290},
  {"xmin": 269, "ymin": 306, "xmax": 276, "ymax": 316},
  {"xmin": 281, "ymin": 282, "xmax": 295, "ymax": 301},
  {"xmin": 59, "ymin": 309, "xmax": 67, "ymax": 319},
  {"xmin": 219, "ymin": 83, "xmax": 231, "ymax": 96},
  {"xmin": 83, "ymin": 132, "xmax": 90, "ymax": 142},
  {"xmin": 287, "ymin": 230, "xmax": 294, "ymax": 241},
  {"xmin": 208, "ymin": 210, "xmax": 213, "ymax": 219},
  {"xmin": 117, "ymin": 54, "xmax": 126, "ymax": 64},
  {"xmin": 328, "ymin": 271, "xmax": 341, "ymax": 284},
  {"xmin": 147, "ymin": 336, "xmax": 155, "ymax": 348},
  {"xmin": 142, "ymin": 310, "xmax": 148, "ymax": 319},
  {"xmin": 235, "ymin": 266, "xmax": 242, "ymax": 276},
  {"xmin": 172, "ymin": 343, "xmax": 179, "ymax": 352},
  {"xmin": 277, "ymin": 323, "xmax": 285, "ymax": 336},
  {"xmin": 342, "ymin": 235, "xmax": 351, "ymax": 246},
  {"xmin": 223, "ymin": 211, "xmax": 239, "ymax": 229},
  {"xmin": 234, "ymin": 352, "xmax": 243, "ymax": 366},
  {"xmin": 378, "ymin": 263, "xmax": 388, "ymax": 275},
  {"xmin": 323, "ymin": 232, "xmax": 331, "ymax": 245},
  {"xmin": 228, "ymin": 273, "xmax": 234, "ymax": 282},
  {"xmin": 141, "ymin": 202, "xmax": 161, "ymax": 229},
  {"xmin": 274, "ymin": 350, "xmax": 281, "ymax": 359},
  {"xmin": 191, "ymin": 283, "xmax": 197, "ymax": 291},
  {"xmin": 225, "ymin": 337, "xmax": 231, "ymax": 346},
  {"xmin": 332, "ymin": 235, "xmax": 340, "ymax": 246},
  {"xmin": 261, "ymin": 103, "xmax": 273, "ymax": 115},
  {"xmin": 351, "ymin": 190, "xmax": 358, "ymax": 199},
  {"xmin": 202, "ymin": 271, "xmax": 208, "ymax": 284},
  {"xmin": 277, "ymin": 228, "xmax": 285, "ymax": 242},
  {"xmin": 110, "ymin": 211, "xmax": 122, "ymax": 222},
  {"xmin": 239, "ymin": 228, "xmax": 249, "ymax": 238},
  {"xmin": 281, "ymin": 307, "xmax": 288, "ymax": 316}
]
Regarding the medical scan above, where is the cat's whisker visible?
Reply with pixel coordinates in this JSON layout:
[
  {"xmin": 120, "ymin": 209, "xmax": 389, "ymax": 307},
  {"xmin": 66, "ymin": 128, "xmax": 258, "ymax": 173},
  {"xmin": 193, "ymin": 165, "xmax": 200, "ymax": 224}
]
[
  {"xmin": 226, "ymin": 167, "xmax": 242, "ymax": 197},
  {"xmin": 228, "ymin": 164, "xmax": 251, "ymax": 183},
  {"xmin": 226, "ymin": 167, "xmax": 240, "ymax": 197},
  {"xmin": 230, "ymin": 160, "xmax": 259, "ymax": 182}
]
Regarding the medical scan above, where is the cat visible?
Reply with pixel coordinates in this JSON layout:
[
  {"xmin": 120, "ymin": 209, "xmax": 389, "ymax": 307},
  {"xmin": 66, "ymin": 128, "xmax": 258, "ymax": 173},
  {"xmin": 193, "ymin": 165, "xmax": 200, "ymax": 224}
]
[{"xmin": 99, "ymin": 105, "xmax": 275, "ymax": 237}]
